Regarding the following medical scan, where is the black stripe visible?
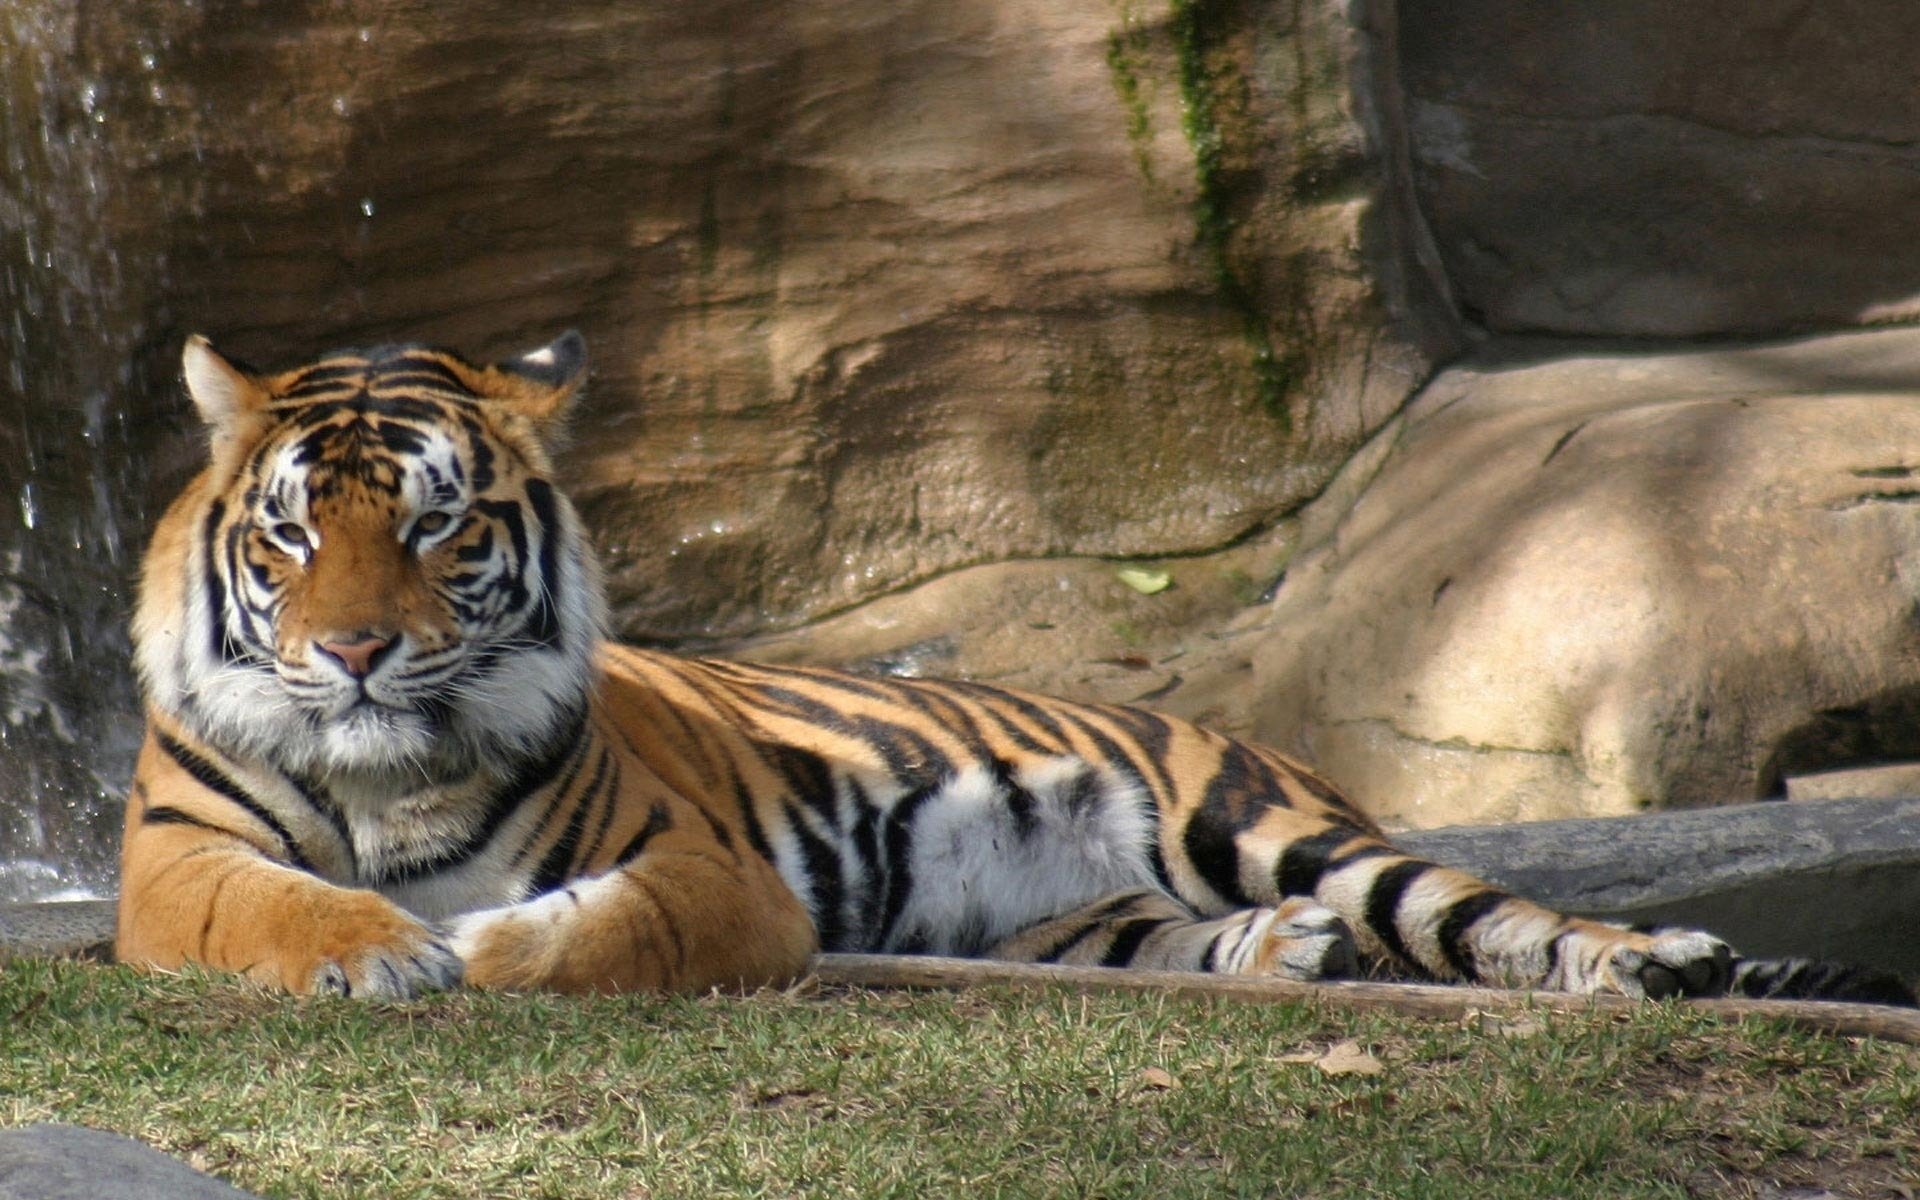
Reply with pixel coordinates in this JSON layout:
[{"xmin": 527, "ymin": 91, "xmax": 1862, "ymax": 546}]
[
  {"xmin": 612, "ymin": 802, "xmax": 674, "ymax": 867},
  {"xmin": 287, "ymin": 776, "xmax": 357, "ymax": 880},
  {"xmin": 458, "ymin": 410, "xmax": 496, "ymax": 491},
  {"xmin": 765, "ymin": 743, "xmax": 837, "ymax": 823},
  {"xmin": 528, "ymin": 746, "xmax": 613, "ymax": 895},
  {"xmin": 1363, "ymin": 859, "xmax": 1429, "ymax": 969},
  {"xmin": 1434, "ymin": 889, "xmax": 1510, "ymax": 982},
  {"xmin": 576, "ymin": 757, "xmax": 625, "ymax": 868},
  {"xmin": 874, "ymin": 784, "xmax": 938, "ymax": 949},
  {"xmin": 522, "ymin": 479, "xmax": 564, "ymax": 648},
  {"xmin": 1090, "ymin": 705, "xmax": 1181, "ymax": 807},
  {"xmin": 1028, "ymin": 893, "xmax": 1147, "ymax": 963},
  {"xmin": 1056, "ymin": 707, "xmax": 1164, "ymax": 818},
  {"xmin": 901, "ymin": 682, "xmax": 993, "ymax": 756},
  {"xmin": 155, "ymin": 731, "xmax": 312, "ymax": 872},
  {"xmin": 1275, "ymin": 825, "xmax": 1371, "ymax": 897},
  {"xmin": 1200, "ymin": 926, "xmax": 1231, "ymax": 972},
  {"xmin": 731, "ymin": 769, "xmax": 778, "ymax": 865},
  {"xmin": 200, "ymin": 500, "xmax": 243, "ymax": 665},
  {"xmin": 992, "ymin": 760, "xmax": 1040, "ymax": 840},
  {"xmin": 1543, "ymin": 928, "xmax": 1567, "ymax": 983},
  {"xmin": 964, "ymin": 691, "xmax": 1054, "ymax": 756},
  {"xmin": 1099, "ymin": 916, "xmax": 1172, "ymax": 967},
  {"xmin": 956, "ymin": 681, "xmax": 1074, "ymax": 749},
  {"xmin": 847, "ymin": 777, "xmax": 885, "ymax": 943},
  {"xmin": 1181, "ymin": 811, "xmax": 1251, "ymax": 906},
  {"xmin": 140, "ymin": 805, "xmax": 246, "ymax": 840},
  {"xmin": 368, "ymin": 370, "xmax": 472, "ymax": 395},
  {"xmin": 789, "ymin": 809, "xmax": 847, "ymax": 951},
  {"xmin": 374, "ymin": 421, "xmax": 428, "ymax": 456},
  {"xmin": 510, "ymin": 732, "xmax": 596, "ymax": 870},
  {"xmin": 376, "ymin": 706, "xmax": 587, "ymax": 882}
]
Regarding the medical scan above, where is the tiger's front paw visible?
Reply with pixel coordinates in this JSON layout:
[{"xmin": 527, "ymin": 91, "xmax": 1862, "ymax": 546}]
[
  {"xmin": 445, "ymin": 887, "xmax": 581, "ymax": 991},
  {"xmin": 279, "ymin": 893, "xmax": 463, "ymax": 999},
  {"xmin": 1557, "ymin": 926, "xmax": 1732, "ymax": 999}
]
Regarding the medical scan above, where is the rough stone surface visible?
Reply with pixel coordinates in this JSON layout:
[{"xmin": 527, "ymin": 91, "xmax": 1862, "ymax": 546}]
[
  {"xmin": 755, "ymin": 328, "xmax": 1920, "ymax": 828},
  {"xmin": 0, "ymin": 1125, "xmax": 260, "ymax": 1200},
  {"xmin": 1401, "ymin": 0, "xmax": 1920, "ymax": 336},
  {"xmin": 1400, "ymin": 797, "xmax": 1920, "ymax": 981},
  {"xmin": 0, "ymin": 900, "xmax": 114, "ymax": 960},
  {"xmin": 1231, "ymin": 328, "xmax": 1920, "ymax": 826},
  {"xmin": 0, "ymin": 0, "xmax": 1454, "ymax": 891}
]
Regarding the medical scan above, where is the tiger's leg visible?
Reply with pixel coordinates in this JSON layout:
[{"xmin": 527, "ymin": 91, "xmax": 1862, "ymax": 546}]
[
  {"xmin": 118, "ymin": 779, "xmax": 462, "ymax": 999},
  {"xmin": 1226, "ymin": 814, "xmax": 1733, "ymax": 999},
  {"xmin": 985, "ymin": 889, "xmax": 1358, "ymax": 980},
  {"xmin": 446, "ymin": 794, "xmax": 818, "ymax": 994}
]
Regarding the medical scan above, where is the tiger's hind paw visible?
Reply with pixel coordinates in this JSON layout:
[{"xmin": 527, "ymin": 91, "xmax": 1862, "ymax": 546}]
[
  {"xmin": 1581, "ymin": 928, "xmax": 1731, "ymax": 999},
  {"xmin": 1237, "ymin": 898, "xmax": 1357, "ymax": 981}
]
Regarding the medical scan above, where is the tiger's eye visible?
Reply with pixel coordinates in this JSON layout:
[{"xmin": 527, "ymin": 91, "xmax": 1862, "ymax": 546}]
[
  {"xmin": 273, "ymin": 522, "xmax": 310, "ymax": 547},
  {"xmin": 414, "ymin": 511, "xmax": 453, "ymax": 537}
]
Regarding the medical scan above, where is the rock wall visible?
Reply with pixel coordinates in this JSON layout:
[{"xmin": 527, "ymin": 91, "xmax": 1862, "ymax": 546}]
[
  {"xmin": 1402, "ymin": 0, "xmax": 1920, "ymax": 336},
  {"xmin": 0, "ymin": 0, "xmax": 1455, "ymax": 892}
]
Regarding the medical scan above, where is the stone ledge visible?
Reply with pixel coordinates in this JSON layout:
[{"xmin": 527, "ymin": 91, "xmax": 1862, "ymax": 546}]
[
  {"xmin": 5, "ymin": 796, "xmax": 1914, "ymax": 980},
  {"xmin": 1398, "ymin": 795, "xmax": 1920, "ymax": 979},
  {"xmin": 0, "ymin": 901, "xmax": 115, "ymax": 962}
]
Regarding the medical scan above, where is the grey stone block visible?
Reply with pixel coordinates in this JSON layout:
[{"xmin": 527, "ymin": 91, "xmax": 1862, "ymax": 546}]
[
  {"xmin": 1401, "ymin": 795, "xmax": 1920, "ymax": 978},
  {"xmin": 0, "ymin": 901, "xmax": 115, "ymax": 961},
  {"xmin": 0, "ymin": 1125, "xmax": 259, "ymax": 1200}
]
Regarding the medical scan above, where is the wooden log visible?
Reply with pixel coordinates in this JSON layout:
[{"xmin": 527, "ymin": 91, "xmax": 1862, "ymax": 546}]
[{"xmin": 809, "ymin": 953, "xmax": 1920, "ymax": 1045}]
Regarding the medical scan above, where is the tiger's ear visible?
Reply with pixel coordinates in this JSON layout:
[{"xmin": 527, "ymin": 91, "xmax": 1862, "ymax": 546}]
[
  {"xmin": 463, "ymin": 332, "xmax": 589, "ymax": 433},
  {"xmin": 181, "ymin": 335, "xmax": 270, "ymax": 432}
]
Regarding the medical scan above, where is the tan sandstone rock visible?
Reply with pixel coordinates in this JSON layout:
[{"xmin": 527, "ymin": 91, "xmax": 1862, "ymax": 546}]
[
  {"xmin": 1240, "ymin": 328, "xmax": 1920, "ymax": 825},
  {"xmin": 755, "ymin": 328, "xmax": 1920, "ymax": 829},
  {"xmin": 10, "ymin": 0, "xmax": 1450, "ymax": 641}
]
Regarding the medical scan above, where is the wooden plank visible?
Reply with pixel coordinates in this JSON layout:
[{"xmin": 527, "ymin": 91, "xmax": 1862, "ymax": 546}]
[{"xmin": 809, "ymin": 954, "xmax": 1920, "ymax": 1045}]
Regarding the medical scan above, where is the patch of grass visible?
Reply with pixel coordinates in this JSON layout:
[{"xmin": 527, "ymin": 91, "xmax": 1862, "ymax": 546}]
[{"xmin": 3, "ymin": 959, "xmax": 1917, "ymax": 1198}]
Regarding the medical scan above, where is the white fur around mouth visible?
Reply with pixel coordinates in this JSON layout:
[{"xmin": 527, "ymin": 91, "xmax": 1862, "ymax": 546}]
[{"xmin": 313, "ymin": 702, "xmax": 438, "ymax": 774}]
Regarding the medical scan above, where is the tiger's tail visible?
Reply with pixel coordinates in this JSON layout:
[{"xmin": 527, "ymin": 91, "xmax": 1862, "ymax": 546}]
[{"xmin": 1726, "ymin": 956, "xmax": 1916, "ymax": 1006}]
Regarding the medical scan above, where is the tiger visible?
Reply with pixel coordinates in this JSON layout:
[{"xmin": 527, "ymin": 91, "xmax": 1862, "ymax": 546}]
[{"xmin": 114, "ymin": 332, "xmax": 1913, "ymax": 1006}]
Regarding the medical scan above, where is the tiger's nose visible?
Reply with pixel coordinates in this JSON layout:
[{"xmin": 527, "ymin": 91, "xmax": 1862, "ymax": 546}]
[{"xmin": 316, "ymin": 633, "xmax": 394, "ymax": 679}]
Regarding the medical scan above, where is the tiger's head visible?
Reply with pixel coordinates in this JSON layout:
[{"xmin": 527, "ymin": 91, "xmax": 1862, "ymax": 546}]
[{"xmin": 134, "ymin": 334, "xmax": 605, "ymax": 785}]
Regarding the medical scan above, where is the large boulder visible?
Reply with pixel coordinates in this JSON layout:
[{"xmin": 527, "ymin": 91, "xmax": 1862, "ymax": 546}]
[
  {"xmin": 1401, "ymin": 0, "xmax": 1920, "ymax": 336},
  {"xmin": 0, "ymin": 1125, "xmax": 261, "ymax": 1200},
  {"xmin": 1242, "ymin": 328, "xmax": 1920, "ymax": 825}
]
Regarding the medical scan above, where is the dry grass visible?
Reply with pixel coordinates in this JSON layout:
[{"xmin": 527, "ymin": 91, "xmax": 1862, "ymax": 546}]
[{"xmin": 2, "ymin": 958, "xmax": 1916, "ymax": 1199}]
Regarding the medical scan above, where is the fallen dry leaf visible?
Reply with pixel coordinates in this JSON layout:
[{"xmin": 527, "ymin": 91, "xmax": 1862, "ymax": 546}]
[
  {"xmin": 1135, "ymin": 1066, "xmax": 1179, "ymax": 1091},
  {"xmin": 1312, "ymin": 1040, "xmax": 1385, "ymax": 1077}
]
